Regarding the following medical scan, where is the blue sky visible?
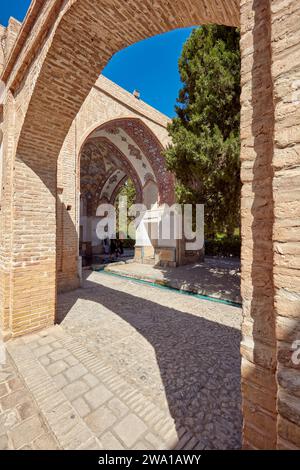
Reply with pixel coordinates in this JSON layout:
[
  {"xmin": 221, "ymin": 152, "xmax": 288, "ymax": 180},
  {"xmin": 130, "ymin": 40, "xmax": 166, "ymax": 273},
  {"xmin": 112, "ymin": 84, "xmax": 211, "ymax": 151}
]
[
  {"xmin": 0, "ymin": 0, "xmax": 31, "ymax": 26},
  {"xmin": 103, "ymin": 28, "xmax": 194, "ymax": 117},
  {"xmin": 0, "ymin": 1, "xmax": 195, "ymax": 117}
]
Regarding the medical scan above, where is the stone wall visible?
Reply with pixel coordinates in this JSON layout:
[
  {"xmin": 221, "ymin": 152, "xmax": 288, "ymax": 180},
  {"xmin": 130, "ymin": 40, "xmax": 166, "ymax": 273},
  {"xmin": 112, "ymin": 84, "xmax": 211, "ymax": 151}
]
[
  {"xmin": 271, "ymin": 0, "xmax": 300, "ymax": 450},
  {"xmin": 240, "ymin": 0, "xmax": 277, "ymax": 449}
]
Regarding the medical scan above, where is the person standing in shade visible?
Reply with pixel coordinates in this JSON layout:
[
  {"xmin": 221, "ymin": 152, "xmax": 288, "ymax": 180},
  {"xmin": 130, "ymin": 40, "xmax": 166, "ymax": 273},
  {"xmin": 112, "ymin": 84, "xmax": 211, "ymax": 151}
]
[{"xmin": 110, "ymin": 238, "xmax": 116, "ymax": 261}]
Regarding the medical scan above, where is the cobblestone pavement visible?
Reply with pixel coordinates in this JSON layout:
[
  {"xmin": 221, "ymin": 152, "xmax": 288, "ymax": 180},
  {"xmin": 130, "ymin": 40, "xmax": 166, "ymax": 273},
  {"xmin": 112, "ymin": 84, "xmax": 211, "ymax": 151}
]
[
  {"xmin": 101, "ymin": 256, "xmax": 241, "ymax": 304},
  {"xmin": 0, "ymin": 353, "xmax": 59, "ymax": 449},
  {"xmin": 4, "ymin": 271, "xmax": 242, "ymax": 450}
]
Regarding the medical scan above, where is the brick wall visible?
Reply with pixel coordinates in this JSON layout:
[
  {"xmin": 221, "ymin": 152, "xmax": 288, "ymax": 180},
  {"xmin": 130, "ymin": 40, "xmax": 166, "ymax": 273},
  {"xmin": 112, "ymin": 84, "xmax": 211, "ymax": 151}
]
[
  {"xmin": 0, "ymin": 25, "xmax": 6, "ymax": 74},
  {"xmin": 5, "ymin": 18, "xmax": 22, "ymax": 59},
  {"xmin": 0, "ymin": 18, "xmax": 22, "ymax": 76},
  {"xmin": 271, "ymin": 0, "xmax": 300, "ymax": 450},
  {"xmin": 239, "ymin": 0, "xmax": 277, "ymax": 449}
]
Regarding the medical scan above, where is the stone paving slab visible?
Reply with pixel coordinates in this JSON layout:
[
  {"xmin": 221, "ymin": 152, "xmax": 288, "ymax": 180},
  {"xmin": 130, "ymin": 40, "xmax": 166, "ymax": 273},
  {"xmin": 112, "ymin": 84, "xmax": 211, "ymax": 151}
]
[
  {"xmin": 3, "ymin": 271, "xmax": 242, "ymax": 450},
  {"xmin": 98, "ymin": 257, "xmax": 241, "ymax": 304},
  {"xmin": 0, "ymin": 352, "xmax": 59, "ymax": 450},
  {"xmin": 56, "ymin": 272, "xmax": 242, "ymax": 449},
  {"xmin": 6, "ymin": 326, "xmax": 194, "ymax": 450}
]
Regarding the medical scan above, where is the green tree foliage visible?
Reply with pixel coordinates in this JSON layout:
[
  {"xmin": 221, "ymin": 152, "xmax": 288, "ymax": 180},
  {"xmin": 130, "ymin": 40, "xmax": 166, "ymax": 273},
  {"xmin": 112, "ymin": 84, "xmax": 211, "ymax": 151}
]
[
  {"xmin": 115, "ymin": 178, "xmax": 136, "ymax": 245},
  {"xmin": 165, "ymin": 25, "xmax": 241, "ymax": 237}
]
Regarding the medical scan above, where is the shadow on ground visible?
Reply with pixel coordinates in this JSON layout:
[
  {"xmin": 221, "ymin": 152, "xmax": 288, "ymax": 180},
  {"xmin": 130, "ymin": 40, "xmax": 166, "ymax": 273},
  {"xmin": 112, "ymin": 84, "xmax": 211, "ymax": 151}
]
[
  {"xmin": 154, "ymin": 257, "xmax": 241, "ymax": 302},
  {"xmin": 104, "ymin": 257, "xmax": 241, "ymax": 304},
  {"xmin": 57, "ymin": 274, "xmax": 242, "ymax": 449}
]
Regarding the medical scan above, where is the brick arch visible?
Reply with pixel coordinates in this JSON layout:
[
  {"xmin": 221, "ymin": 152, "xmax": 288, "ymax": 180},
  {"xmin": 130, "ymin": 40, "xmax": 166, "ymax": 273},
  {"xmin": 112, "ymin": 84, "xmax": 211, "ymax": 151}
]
[
  {"xmin": 8, "ymin": 1, "xmax": 239, "ymax": 275},
  {"xmin": 79, "ymin": 118, "xmax": 174, "ymax": 205},
  {"xmin": 1, "ymin": 0, "xmax": 238, "ymax": 340},
  {"xmin": 80, "ymin": 135, "xmax": 143, "ymax": 210},
  {"xmin": 12, "ymin": 0, "xmax": 239, "ymax": 186},
  {"xmin": 98, "ymin": 171, "xmax": 126, "ymax": 203},
  {"xmin": 8, "ymin": 1, "xmax": 235, "ymax": 334}
]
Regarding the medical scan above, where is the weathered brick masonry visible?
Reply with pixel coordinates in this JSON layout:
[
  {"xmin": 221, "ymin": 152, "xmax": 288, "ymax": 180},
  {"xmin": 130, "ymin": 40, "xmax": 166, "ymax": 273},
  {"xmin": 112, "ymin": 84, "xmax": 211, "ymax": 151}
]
[{"xmin": 0, "ymin": 0, "xmax": 299, "ymax": 449}]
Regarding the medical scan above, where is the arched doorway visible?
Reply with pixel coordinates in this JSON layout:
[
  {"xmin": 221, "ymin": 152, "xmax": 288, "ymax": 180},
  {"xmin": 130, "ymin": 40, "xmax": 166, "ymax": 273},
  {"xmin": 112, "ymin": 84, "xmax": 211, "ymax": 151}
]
[
  {"xmin": 1, "ymin": 3, "xmax": 240, "ymax": 334},
  {"xmin": 77, "ymin": 115, "xmax": 182, "ymax": 268},
  {"xmin": 55, "ymin": 78, "xmax": 178, "ymax": 290},
  {"xmin": 78, "ymin": 119, "xmax": 157, "ymax": 268}
]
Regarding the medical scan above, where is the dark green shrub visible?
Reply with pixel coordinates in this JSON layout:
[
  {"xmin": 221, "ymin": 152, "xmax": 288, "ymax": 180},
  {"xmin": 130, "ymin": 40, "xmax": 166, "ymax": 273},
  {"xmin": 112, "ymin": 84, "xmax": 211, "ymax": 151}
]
[{"xmin": 205, "ymin": 237, "xmax": 241, "ymax": 258}]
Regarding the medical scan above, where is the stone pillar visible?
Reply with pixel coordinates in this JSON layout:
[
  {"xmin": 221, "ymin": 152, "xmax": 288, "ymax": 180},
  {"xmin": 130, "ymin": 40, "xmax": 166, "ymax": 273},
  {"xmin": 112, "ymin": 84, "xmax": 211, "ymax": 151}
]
[
  {"xmin": 240, "ymin": 0, "xmax": 277, "ymax": 449},
  {"xmin": 56, "ymin": 122, "xmax": 80, "ymax": 293},
  {"xmin": 271, "ymin": 0, "xmax": 300, "ymax": 450}
]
